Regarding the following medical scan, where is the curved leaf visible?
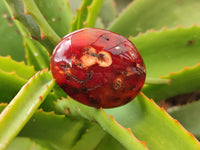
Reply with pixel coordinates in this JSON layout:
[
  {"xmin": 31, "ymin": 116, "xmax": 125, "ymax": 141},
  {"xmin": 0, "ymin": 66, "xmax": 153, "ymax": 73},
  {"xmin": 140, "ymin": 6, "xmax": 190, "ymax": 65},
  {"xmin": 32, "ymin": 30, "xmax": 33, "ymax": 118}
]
[
  {"xmin": 4, "ymin": 0, "xmax": 55, "ymax": 53},
  {"xmin": 109, "ymin": 0, "xmax": 200, "ymax": 37},
  {"xmin": 56, "ymin": 98, "xmax": 148, "ymax": 150},
  {"xmin": 0, "ymin": 56, "xmax": 35, "ymax": 79},
  {"xmin": 143, "ymin": 64, "xmax": 200, "ymax": 101},
  {"xmin": 105, "ymin": 93, "xmax": 200, "ymax": 150},
  {"xmin": 131, "ymin": 26, "xmax": 200, "ymax": 78},
  {"xmin": 0, "ymin": 69, "xmax": 27, "ymax": 102},
  {"xmin": 0, "ymin": 69, "xmax": 55, "ymax": 150}
]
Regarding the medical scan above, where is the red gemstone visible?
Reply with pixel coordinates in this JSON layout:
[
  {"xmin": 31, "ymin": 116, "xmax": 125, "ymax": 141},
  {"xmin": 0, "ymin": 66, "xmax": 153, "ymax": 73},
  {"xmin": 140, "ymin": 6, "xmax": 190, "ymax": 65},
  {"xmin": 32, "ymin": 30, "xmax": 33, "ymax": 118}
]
[{"xmin": 51, "ymin": 28, "xmax": 146, "ymax": 108}]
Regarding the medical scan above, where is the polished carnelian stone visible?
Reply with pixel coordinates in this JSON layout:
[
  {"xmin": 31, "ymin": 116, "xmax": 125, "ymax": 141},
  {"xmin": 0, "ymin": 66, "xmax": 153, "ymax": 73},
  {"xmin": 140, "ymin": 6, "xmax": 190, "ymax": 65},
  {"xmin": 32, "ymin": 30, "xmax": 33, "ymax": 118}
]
[{"xmin": 51, "ymin": 28, "xmax": 146, "ymax": 108}]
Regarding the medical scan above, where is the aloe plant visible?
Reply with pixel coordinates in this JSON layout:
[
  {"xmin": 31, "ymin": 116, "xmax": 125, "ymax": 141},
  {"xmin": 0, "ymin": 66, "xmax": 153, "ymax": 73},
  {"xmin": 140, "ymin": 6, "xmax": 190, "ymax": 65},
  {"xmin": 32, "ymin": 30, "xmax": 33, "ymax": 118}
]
[{"xmin": 0, "ymin": 0, "xmax": 200, "ymax": 149}]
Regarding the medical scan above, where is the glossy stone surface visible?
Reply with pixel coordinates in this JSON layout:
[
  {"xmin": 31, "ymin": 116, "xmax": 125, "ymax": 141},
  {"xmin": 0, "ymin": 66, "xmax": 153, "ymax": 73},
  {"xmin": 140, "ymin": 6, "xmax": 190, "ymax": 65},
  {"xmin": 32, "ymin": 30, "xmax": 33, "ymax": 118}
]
[{"xmin": 51, "ymin": 28, "xmax": 146, "ymax": 108}]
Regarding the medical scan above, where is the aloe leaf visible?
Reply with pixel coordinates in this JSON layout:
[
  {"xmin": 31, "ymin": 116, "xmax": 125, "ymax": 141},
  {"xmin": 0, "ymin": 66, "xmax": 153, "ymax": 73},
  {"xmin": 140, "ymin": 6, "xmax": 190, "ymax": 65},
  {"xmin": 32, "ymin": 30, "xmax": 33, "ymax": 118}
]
[
  {"xmin": 169, "ymin": 100, "xmax": 200, "ymax": 139},
  {"xmin": 6, "ymin": 137, "xmax": 53, "ymax": 150},
  {"xmin": 85, "ymin": 0, "xmax": 104, "ymax": 28},
  {"xmin": 131, "ymin": 26, "xmax": 200, "ymax": 78},
  {"xmin": 0, "ymin": 1, "xmax": 25, "ymax": 62},
  {"xmin": 70, "ymin": 0, "xmax": 93, "ymax": 32},
  {"xmin": 0, "ymin": 70, "xmax": 27, "ymax": 102},
  {"xmin": 105, "ymin": 93, "xmax": 200, "ymax": 150},
  {"xmin": 24, "ymin": 37, "xmax": 50, "ymax": 71},
  {"xmin": 34, "ymin": 0, "xmax": 73, "ymax": 37},
  {"xmin": 22, "ymin": 0, "xmax": 60, "ymax": 45},
  {"xmin": 143, "ymin": 64, "xmax": 200, "ymax": 101},
  {"xmin": 109, "ymin": 0, "xmax": 200, "ymax": 37},
  {"xmin": 0, "ymin": 56, "xmax": 35, "ymax": 79},
  {"xmin": 20, "ymin": 111, "xmax": 89, "ymax": 150},
  {"xmin": 0, "ymin": 69, "xmax": 55, "ymax": 150},
  {"xmin": 4, "ymin": 0, "xmax": 55, "ymax": 52},
  {"xmin": 55, "ymin": 98, "xmax": 148, "ymax": 150}
]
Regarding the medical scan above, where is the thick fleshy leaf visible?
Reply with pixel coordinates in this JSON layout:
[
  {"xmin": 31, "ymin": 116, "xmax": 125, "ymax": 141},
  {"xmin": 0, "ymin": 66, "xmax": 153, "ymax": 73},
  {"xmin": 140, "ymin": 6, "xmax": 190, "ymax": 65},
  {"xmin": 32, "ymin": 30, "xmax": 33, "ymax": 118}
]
[
  {"xmin": 24, "ymin": 37, "xmax": 50, "ymax": 71},
  {"xmin": 70, "ymin": 0, "xmax": 93, "ymax": 31},
  {"xmin": 131, "ymin": 26, "xmax": 200, "ymax": 78},
  {"xmin": 56, "ymin": 98, "xmax": 148, "ymax": 150},
  {"xmin": 19, "ymin": 110, "xmax": 88, "ymax": 150},
  {"xmin": 0, "ymin": 70, "xmax": 55, "ymax": 149},
  {"xmin": 4, "ymin": 0, "xmax": 55, "ymax": 53},
  {"xmin": 0, "ymin": 70, "xmax": 27, "ymax": 102},
  {"xmin": 0, "ymin": 104, "xmax": 125, "ymax": 150},
  {"xmin": 105, "ymin": 93, "xmax": 200, "ymax": 150},
  {"xmin": 169, "ymin": 100, "xmax": 200, "ymax": 139},
  {"xmin": 143, "ymin": 64, "xmax": 200, "ymax": 101},
  {"xmin": 0, "ymin": 56, "xmax": 35, "ymax": 79},
  {"xmin": 0, "ymin": 1, "xmax": 25, "ymax": 61},
  {"xmin": 109, "ymin": 0, "xmax": 200, "ymax": 37},
  {"xmin": 129, "ymin": 26, "xmax": 200, "ymax": 101},
  {"xmin": 34, "ymin": 0, "xmax": 73, "ymax": 38}
]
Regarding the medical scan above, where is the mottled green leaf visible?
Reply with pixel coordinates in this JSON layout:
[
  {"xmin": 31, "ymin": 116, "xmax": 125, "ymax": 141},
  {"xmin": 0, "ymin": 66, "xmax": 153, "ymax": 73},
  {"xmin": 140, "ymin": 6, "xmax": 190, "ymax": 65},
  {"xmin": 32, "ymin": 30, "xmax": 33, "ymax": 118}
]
[
  {"xmin": 0, "ymin": 1, "xmax": 25, "ymax": 61},
  {"xmin": 34, "ymin": 0, "xmax": 73, "ymax": 38},
  {"xmin": 4, "ymin": 0, "xmax": 55, "ymax": 53}
]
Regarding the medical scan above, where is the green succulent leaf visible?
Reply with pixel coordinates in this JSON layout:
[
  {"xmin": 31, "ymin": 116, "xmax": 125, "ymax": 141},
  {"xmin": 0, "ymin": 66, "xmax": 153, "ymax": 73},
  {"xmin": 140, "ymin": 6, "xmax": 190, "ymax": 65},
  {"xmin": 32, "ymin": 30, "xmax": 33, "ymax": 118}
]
[
  {"xmin": 84, "ymin": 0, "xmax": 104, "ymax": 28},
  {"xmin": 55, "ymin": 98, "xmax": 148, "ymax": 150},
  {"xmin": 169, "ymin": 100, "xmax": 200, "ymax": 139},
  {"xmin": 0, "ymin": 56, "xmax": 35, "ymax": 79},
  {"xmin": 24, "ymin": 37, "xmax": 50, "ymax": 71},
  {"xmin": 0, "ymin": 70, "xmax": 27, "ymax": 102},
  {"xmin": 70, "ymin": 0, "xmax": 93, "ymax": 32},
  {"xmin": 22, "ymin": 0, "xmax": 61, "ymax": 45},
  {"xmin": 143, "ymin": 64, "xmax": 200, "ymax": 101},
  {"xmin": 0, "ymin": 1, "xmax": 25, "ymax": 61},
  {"xmin": 0, "ymin": 70, "xmax": 55, "ymax": 150},
  {"xmin": 4, "ymin": 0, "xmax": 55, "ymax": 52},
  {"xmin": 129, "ymin": 25, "xmax": 200, "ymax": 101},
  {"xmin": 105, "ymin": 93, "xmax": 200, "ymax": 150},
  {"xmin": 34, "ymin": 0, "xmax": 73, "ymax": 38},
  {"xmin": 109, "ymin": 0, "xmax": 200, "ymax": 37},
  {"xmin": 0, "ymin": 56, "xmax": 35, "ymax": 101}
]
